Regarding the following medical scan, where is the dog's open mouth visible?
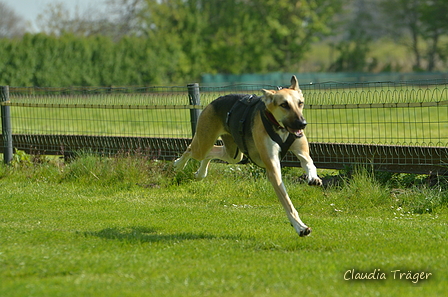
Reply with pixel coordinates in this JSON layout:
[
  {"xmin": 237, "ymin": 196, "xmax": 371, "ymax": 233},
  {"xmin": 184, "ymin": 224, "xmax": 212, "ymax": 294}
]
[{"xmin": 287, "ymin": 127, "xmax": 304, "ymax": 138}]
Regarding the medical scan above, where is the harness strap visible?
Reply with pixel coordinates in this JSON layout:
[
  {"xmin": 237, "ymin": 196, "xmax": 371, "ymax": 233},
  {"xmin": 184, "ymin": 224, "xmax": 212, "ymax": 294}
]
[
  {"xmin": 226, "ymin": 95, "xmax": 298, "ymax": 161},
  {"xmin": 264, "ymin": 110, "xmax": 284, "ymax": 130},
  {"xmin": 226, "ymin": 94, "xmax": 258, "ymax": 158},
  {"xmin": 261, "ymin": 110, "xmax": 298, "ymax": 160}
]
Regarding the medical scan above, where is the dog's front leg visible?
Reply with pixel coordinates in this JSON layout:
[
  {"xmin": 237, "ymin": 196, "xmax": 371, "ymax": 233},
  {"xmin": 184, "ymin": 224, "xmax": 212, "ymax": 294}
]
[
  {"xmin": 265, "ymin": 159, "xmax": 312, "ymax": 237},
  {"xmin": 290, "ymin": 136, "xmax": 322, "ymax": 186}
]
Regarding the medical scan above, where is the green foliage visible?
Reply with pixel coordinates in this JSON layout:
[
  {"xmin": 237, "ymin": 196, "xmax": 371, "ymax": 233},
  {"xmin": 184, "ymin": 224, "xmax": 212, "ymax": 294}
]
[
  {"xmin": 11, "ymin": 149, "xmax": 32, "ymax": 167},
  {"xmin": 2, "ymin": 151, "xmax": 174, "ymax": 189},
  {"xmin": 1, "ymin": 0, "xmax": 448, "ymax": 86},
  {"xmin": 143, "ymin": 0, "xmax": 343, "ymax": 75},
  {"xmin": 388, "ymin": 173, "xmax": 448, "ymax": 214},
  {"xmin": 60, "ymin": 151, "xmax": 174, "ymax": 189},
  {"xmin": 328, "ymin": 40, "xmax": 373, "ymax": 72},
  {"xmin": 0, "ymin": 33, "xmax": 167, "ymax": 86},
  {"xmin": 0, "ymin": 0, "xmax": 345, "ymax": 87},
  {"xmin": 0, "ymin": 160, "xmax": 6, "ymax": 178},
  {"xmin": 333, "ymin": 168, "xmax": 392, "ymax": 212},
  {"xmin": 379, "ymin": 0, "xmax": 448, "ymax": 71},
  {"xmin": 324, "ymin": 168, "xmax": 448, "ymax": 215}
]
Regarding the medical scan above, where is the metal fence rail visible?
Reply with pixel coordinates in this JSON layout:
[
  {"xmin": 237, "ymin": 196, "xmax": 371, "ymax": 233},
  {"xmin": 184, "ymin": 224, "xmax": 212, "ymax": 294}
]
[
  {"xmin": 1, "ymin": 80, "xmax": 448, "ymax": 174},
  {"xmin": 307, "ymin": 143, "xmax": 448, "ymax": 174}
]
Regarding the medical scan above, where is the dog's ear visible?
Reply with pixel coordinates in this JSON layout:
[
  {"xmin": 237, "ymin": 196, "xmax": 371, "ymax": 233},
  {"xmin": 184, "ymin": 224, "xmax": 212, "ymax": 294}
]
[
  {"xmin": 290, "ymin": 75, "xmax": 299, "ymax": 90},
  {"xmin": 262, "ymin": 89, "xmax": 277, "ymax": 104}
]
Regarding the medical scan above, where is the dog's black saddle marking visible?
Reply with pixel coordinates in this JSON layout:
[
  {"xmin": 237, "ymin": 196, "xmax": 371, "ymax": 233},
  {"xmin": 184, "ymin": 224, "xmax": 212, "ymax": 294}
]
[
  {"xmin": 225, "ymin": 94, "xmax": 298, "ymax": 161},
  {"xmin": 226, "ymin": 94, "xmax": 261, "ymax": 159}
]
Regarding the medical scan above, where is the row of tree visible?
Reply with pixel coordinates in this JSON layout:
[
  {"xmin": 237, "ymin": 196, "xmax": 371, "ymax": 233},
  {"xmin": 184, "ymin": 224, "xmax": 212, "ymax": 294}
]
[
  {"xmin": 0, "ymin": 0, "xmax": 447, "ymax": 87},
  {"xmin": 0, "ymin": 34, "xmax": 175, "ymax": 86}
]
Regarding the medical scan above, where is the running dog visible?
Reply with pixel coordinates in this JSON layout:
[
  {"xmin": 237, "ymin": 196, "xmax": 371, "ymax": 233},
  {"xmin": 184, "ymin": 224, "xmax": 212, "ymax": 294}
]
[{"xmin": 174, "ymin": 76, "xmax": 322, "ymax": 237}]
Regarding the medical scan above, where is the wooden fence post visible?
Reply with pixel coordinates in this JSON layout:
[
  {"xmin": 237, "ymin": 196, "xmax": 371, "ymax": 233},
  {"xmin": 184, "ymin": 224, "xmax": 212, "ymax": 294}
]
[
  {"xmin": 1, "ymin": 86, "xmax": 13, "ymax": 164},
  {"xmin": 187, "ymin": 83, "xmax": 201, "ymax": 138}
]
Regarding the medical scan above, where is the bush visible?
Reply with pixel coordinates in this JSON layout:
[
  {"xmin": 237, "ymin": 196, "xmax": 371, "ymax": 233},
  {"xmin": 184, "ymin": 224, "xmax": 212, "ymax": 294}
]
[{"xmin": 0, "ymin": 34, "xmax": 167, "ymax": 87}]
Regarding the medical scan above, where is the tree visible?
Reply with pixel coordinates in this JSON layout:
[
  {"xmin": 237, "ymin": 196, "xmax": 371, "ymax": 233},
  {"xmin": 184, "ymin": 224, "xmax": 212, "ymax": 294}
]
[
  {"xmin": 256, "ymin": 0, "xmax": 343, "ymax": 72},
  {"xmin": 35, "ymin": 1, "xmax": 145, "ymax": 40},
  {"xmin": 140, "ymin": 0, "xmax": 207, "ymax": 81},
  {"xmin": 419, "ymin": 0, "xmax": 448, "ymax": 71},
  {"xmin": 328, "ymin": 0, "xmax": 390, "ymax": 72},
  {"xmin": 0, "ymin": 1, "xmax": 26, "ymax": 38},
  {"xmin": 105, "ymin": 0, "xmax": 146, "ymax": 38},
  {"xmin": 141, "ymin": 0, "xmax": 343, "ymax": 77},
  {"xmin": 380, "ymin": 0, "xmax": 424, "ymax": 70},
  {"xmin": 380, "ymin": 0, "xmax": 448, "ymax": 71},
  {"xmin": 36, "ymin": 2, "xmax": 108, "ymax": 36},
  {"xmin": 201, "ymin": 0, "xmax": 272, "ymax": 74}
]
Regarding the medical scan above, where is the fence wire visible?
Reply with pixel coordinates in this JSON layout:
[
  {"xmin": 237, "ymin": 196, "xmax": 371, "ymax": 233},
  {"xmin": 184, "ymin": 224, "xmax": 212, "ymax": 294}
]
[
  {"xmin": 6, "ymin": 86, "xmax": 193, "ymax": 139},
  {"xmin": 303, "ymin": 81, "xmax": 448, "ymax": 147},
  {"xmin": 1, "ymin": 80, "xmax": 448, "ymax": 174}
]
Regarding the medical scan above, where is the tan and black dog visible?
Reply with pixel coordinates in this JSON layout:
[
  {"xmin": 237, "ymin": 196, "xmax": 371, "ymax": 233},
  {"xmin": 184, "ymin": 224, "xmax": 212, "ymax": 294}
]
[{"xmin": 174, "ymin": 76, "xmax": 322, "ymax": 237}]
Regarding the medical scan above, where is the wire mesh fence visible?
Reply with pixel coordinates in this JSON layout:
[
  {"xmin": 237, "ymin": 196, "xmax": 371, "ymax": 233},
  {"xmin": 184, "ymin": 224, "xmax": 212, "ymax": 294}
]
[
  {"xmin": 6, "ymin": 86, "xmax": 193, "ymax": 138},
  {"xmin": 1, "ymin": 80, "xmax": 448, "ymax": 174},
  {"xmin": 302, "ymin": 81, "xmax": 448, "ymax": 147}
]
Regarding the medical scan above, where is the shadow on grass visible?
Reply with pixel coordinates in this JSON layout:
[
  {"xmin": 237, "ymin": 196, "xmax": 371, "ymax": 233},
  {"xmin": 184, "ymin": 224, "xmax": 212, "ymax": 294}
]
[
  {"xmin": 83, "ymin": 226, "xmax": 332, "ymax": 252},
  {"xmin": 84, "ymin": 226, "xmax": 232, "ymax": 244}
]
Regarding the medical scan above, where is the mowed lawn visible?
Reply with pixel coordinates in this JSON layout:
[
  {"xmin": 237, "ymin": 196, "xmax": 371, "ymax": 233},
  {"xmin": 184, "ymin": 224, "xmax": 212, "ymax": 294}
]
[{"xmin": 0, "ymin": 158, "xmax": 447, "ymax": 297}]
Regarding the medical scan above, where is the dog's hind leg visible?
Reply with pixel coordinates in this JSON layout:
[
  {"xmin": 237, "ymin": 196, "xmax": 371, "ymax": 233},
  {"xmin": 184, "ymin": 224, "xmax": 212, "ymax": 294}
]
[
  {"xmin": 174, "ymin": 143, "xmax": 216, "ymax": 180},
  {"xmin": 174, "ymin": 138, "xmax": 218, "ymax": 180},
  {"xmin": 194, "ymin": 134, "xmax": 243, "ymax": 179},
  {"xmin": 174, "ymin": 146, "xmax": 192, "ymax": 171},
  {"xmin": 175, "ymin": 104, "xmax": 231, "ymax": 179}
]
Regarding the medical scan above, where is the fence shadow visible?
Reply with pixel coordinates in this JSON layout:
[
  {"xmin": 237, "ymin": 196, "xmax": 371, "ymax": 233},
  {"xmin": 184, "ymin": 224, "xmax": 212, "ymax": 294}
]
[{"xmin": 84, "ymin": 226, "xmax": 231, "ymax": 244}]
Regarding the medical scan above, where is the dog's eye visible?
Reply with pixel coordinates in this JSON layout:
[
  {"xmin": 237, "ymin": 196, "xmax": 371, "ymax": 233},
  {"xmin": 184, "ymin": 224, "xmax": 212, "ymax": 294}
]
[
  {"xmin": 280, "ymin": 102, "xmax": 290, "ymax": 109},
  {"xmin": 298, "ymin": 102, "xmax": 304, "ymax": 108}
]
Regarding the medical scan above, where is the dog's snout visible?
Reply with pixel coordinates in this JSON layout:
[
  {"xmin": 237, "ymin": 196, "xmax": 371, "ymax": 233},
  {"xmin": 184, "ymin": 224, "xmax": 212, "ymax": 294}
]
[{"xmin": 295, "ymin": 118, "xmax": 307, "ymax": 129}]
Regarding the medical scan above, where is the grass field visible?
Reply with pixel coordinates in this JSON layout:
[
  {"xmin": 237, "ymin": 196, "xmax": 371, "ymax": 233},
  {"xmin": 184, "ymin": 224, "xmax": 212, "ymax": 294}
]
[{"xmin": 0, "ymin": 154, "xmax": 447, "ymax": 296}]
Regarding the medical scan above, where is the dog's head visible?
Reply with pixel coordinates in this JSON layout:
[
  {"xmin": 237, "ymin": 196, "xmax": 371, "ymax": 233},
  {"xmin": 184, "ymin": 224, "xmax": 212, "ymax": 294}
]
[{"xmin": 261, "ymin": 75, "xmax": 307, "ymax": 137}]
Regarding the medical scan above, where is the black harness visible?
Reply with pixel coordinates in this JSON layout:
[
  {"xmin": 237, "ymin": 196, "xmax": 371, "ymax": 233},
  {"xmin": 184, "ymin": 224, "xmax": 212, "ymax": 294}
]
[
  {"xmin": 260, "ymin": 110, "xmax": 298, "ymax": 159},
  {"xmin": 226, "ymin": 94, "xmax": 299, "ymax": 161}
]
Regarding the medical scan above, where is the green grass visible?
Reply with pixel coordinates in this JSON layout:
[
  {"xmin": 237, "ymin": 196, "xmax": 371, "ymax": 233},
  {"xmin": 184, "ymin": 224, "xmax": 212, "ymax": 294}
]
[{"xmin": 0, "ymin": 154, "xmax": 447, "ymax": 296}]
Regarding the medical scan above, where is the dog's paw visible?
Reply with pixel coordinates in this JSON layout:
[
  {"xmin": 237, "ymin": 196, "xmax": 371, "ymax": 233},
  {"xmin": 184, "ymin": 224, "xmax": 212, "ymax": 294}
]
[
  {"xmin": 173, "ymin": 157, "xmax": 186, "ymax": 172},
  {"xmin": 194, "ymin": 170, "xmax": 206, "ymax": 180},
  {"xmin": 308, "ymin": 177, "xmax": 323, "ymax": 186},
  {"xmin": 299, "ymin": 227, "xmax": 312, "ymax": 237}
]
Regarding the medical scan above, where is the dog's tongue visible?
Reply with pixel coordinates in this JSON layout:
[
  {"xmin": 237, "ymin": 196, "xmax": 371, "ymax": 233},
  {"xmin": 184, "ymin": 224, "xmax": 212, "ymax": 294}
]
[
  {"xmin": 294, "ymin": 130, "xmax": 303, "ymax": 138},
  {"xmin": 288, "ymin": 128, "xmax": 303, "ymax": 138}
]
